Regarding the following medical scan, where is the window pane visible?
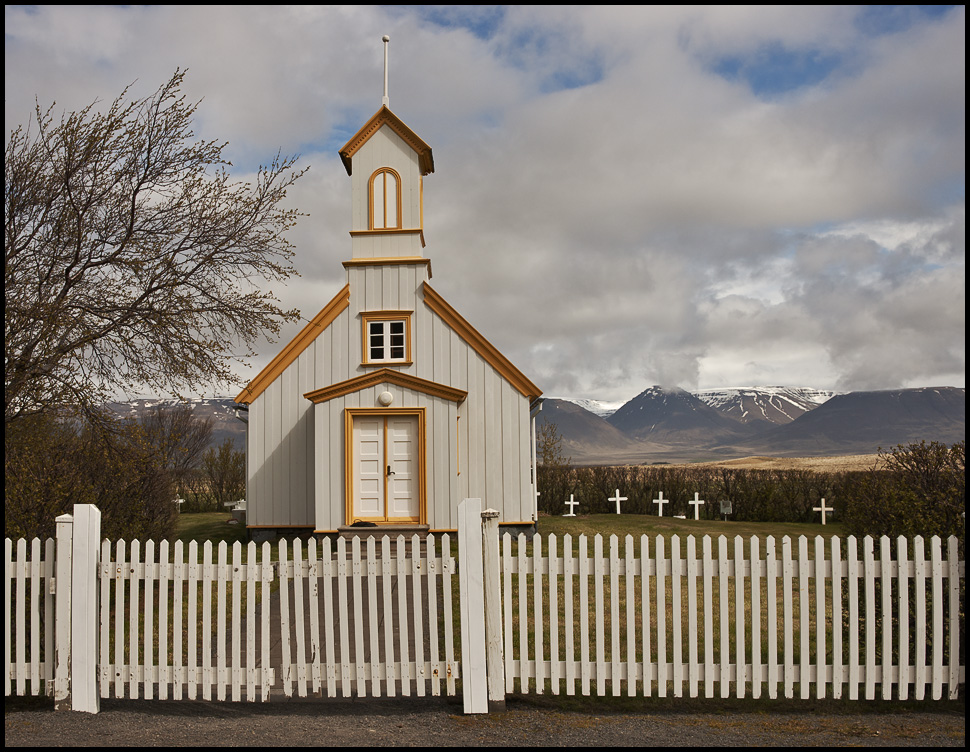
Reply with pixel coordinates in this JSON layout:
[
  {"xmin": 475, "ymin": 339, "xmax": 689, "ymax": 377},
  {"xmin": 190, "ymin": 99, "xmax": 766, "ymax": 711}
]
[
  {"xmin": 372, "ymin": 173, "xmax": 385, "ymax": 229},
  {"xmin": 385, "ymin": 172, "xmax": 398, "ymax": 228}
]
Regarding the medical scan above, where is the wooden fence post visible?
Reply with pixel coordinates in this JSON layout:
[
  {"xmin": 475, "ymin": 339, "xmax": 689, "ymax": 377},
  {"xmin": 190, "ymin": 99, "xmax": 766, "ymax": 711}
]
[
  {"xmin": 481, "ymin": 508, "xmax": 506, "ymax": 710},
  {"xmin": 458, "ymin": 498, "xmax": 488, "ymax": 713},
  {"xmin": 71, "ymin": 505, "xmax": 101, "ymax": 713},
  {"xmin": 53, "ymin": 513, "xmax": 74, "ymax": 710}
]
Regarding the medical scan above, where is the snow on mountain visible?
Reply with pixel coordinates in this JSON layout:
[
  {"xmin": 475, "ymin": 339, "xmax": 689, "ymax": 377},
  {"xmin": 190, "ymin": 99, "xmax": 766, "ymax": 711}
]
[
  {"xmin": 555, "ymin": 398, "xmax": 626, "ymax": 419},
  {"xmin": 694, "ymin": 386, "xmax": 837, "ymax": 425}
]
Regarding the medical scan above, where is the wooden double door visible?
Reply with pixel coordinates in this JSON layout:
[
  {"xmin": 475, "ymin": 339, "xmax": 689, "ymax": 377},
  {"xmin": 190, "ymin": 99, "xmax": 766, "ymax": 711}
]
[{"xmin": 349, "ymin": 410, "xmax": 424, "ymax": 523}]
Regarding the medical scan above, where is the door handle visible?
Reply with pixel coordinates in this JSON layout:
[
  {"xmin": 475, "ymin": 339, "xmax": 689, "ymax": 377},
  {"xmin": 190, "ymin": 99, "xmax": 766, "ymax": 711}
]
[{"xmin": 387, "ymin": 465, "xmax": 395, "ymax": 477}]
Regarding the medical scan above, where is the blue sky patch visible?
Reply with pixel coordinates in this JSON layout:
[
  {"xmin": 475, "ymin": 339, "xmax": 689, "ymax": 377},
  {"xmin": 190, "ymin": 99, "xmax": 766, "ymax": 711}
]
[{"xmin": 712, "ymin": 43, "xmax": 843, "ymax": 97}]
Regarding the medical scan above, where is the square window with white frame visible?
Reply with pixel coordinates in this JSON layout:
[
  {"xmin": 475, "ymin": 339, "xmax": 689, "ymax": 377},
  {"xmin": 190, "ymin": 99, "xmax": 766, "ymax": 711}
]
[{"xmin": 363, "ymin": 313, "xmax": 411, "ymax": 364}]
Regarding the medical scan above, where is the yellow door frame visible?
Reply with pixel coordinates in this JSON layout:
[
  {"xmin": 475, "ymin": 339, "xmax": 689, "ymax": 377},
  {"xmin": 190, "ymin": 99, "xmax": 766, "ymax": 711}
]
[{"xmin": 344, "ymin": 407, "xmax": 426, "ymax": 525}]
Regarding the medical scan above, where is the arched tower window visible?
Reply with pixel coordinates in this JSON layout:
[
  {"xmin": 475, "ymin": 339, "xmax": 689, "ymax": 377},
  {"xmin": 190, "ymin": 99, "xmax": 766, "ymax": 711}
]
[{"xmin": 369, "ymin": 168, "xmax": 402, "ymax": 230}]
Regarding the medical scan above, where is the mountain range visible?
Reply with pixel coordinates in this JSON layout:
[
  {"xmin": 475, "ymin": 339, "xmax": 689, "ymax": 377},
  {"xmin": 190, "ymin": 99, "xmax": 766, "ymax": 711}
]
[
  {"xmin": 108, "ymin": 385, "xmax": 965, "ymax": 465},
  {"xmin": 541, "ymin": 385, "xmax": 964, "ymax": 464}
]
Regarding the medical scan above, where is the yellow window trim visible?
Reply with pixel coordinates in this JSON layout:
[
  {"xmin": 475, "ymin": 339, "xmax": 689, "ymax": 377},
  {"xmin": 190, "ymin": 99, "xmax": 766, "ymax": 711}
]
[
  {"xmin": 368, "ymin": 167, "xmax": 403, "ymax": 231},
  {"xmin": 361, "ymin": 310, "xmax": 412, "ymax": 366}
]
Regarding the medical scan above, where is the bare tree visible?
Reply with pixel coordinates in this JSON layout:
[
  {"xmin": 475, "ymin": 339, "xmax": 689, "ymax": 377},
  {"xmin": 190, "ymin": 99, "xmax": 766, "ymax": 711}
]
[
  {"xmin": 201, "ymin": 438, "xmax": 246, "ymax": 510},
  {"xmin": 137, "ymin": 404, "xmax": 213, "ymax": 487},
  {"xmin": 4, "ymin": 70, "xmax": 305, "ymax": 423}
]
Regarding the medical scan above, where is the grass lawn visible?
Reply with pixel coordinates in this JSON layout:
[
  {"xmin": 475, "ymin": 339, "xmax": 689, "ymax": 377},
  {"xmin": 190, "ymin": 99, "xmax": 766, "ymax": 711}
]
[
  {"xmin": 535, "ymin": 512, "xmax": 846, "ymax": 553},
  {"xmin": 175, "ymin": 511, "xmax": 249, "ymax": 547}
]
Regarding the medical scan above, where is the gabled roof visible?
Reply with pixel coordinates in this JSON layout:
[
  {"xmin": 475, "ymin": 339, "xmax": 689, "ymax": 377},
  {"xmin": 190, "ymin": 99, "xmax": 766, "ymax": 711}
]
[
  {"xmin": 234, "ymin": 279, "xmax": 542, "ymax": 406},
  {"xmin": 422, "ymin": 283, "xmax": 542, "ymax": 401},
  {"xmin": 234, "ymin": 284, "xmax": 350, "ymax": 405},
  {"xmin": 338, "ymin": 106, "xmax": 434, "ymax": 176},
  {"xmin": 304, "ymin": 368, "xmax": 467, "ymax": 404}
]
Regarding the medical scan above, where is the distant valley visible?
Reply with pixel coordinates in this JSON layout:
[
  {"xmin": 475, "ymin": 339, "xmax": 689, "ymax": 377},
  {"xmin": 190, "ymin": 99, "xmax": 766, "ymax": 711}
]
[
  {"xmin": 540, "ymin": 385, "xmax": 965, "ymax": 465},
  {"xmin": 107, "ymin": 385, "xmax": 965, "ymax": 466}
]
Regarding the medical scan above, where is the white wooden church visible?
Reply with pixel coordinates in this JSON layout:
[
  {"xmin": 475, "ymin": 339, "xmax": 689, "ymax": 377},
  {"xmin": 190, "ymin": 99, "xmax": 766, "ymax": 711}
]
[{"xmin": 235, "ymin": 62, "xmax": 542, "ymax": 538}]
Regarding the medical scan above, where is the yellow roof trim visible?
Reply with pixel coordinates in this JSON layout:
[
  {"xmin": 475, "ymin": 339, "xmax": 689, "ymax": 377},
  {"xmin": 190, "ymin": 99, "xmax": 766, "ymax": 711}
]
[
  {"xmin": 304, "ymin": 368, "xmax": 468, "ymax": 405},
  {"xmin": 235, "ymin": 284, "xmax": 351, "ymax": 405},
  {"xmin": 422, "ymin": 283, "xmax": 542, "ymax": 401},
  {"xmin": 339, "ymin": 106, "xmax": 434, "ymax": 176},
  {"xmin": 342, "ymin": 256, "xmax": 432, "ymax": 277}
]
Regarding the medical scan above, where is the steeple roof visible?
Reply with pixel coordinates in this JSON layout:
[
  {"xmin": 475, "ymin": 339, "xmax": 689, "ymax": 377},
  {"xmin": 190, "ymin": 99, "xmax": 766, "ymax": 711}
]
[{"xmin": 338, "ymin": 105, "xmax": 434, "ymax": 176}]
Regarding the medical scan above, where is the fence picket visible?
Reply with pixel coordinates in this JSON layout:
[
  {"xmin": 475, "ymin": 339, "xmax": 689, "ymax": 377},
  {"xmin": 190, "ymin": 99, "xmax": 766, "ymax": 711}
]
[
  {"xmin": 159, "ymin": 540, "xmax": 170, "ymax": 701},
  {"xmin": 686, "ymin": 536, "xmax": 698, "ymax": 698},
  {"xmin": 534, "ymin": 534, "xmax": 544, "ymax": 694},
  {"xmin": 656, "ymin": 535, "xmax": 667, "ymax": 698},
  {"xmin": 5, "ymin": 524, "xmax": 964, "ymax": 710},
  {"xmin": 624, "ymin": 535, "xmax": 635, "ymax": 698},
  {"xmin": 609, "ymin": 535, "xmax": 620, "ymax": 697},
  {"xmin": 427, "ymin": 535, "xmax": 441, "ymax": 697},
  {"xmin": 830, "ymin": 536, "xmax": 842, "ymax": 700},
  {"xmin": 640, "ymin": 535, "xmax": 651, "ymax": 699},
  {"xmin": 798, "ymin": 535, "xmax": 809, "ymax": 700},
  {"xmin": 672, "ymin": 535, "xmax": 684, "ymax": 697},
  {"xmin": 863, "ymin": 536, "xmax": 875, "ymax": 700},
  {"xmin": 880, "ymin": 536, "xmax": 892, "ymax": 700},
  {"xmin": 521, "ymin": 532, "xmax": 531, "ymax": 694},
  {"xmin": 145, "ymin": 540, "xmax": 156, "ymax": 700},
  {"xmin": 734, "ymin": 536, "xmax": 745, "ymax": 699},
  {"xmin": 563, "ymin": 534, "xmax": 575, "ymax": 696},
  {"xmin": 814, "ymin": 536, "xmax": 825, "ymax": 700},
  {"xmin": 718, "ymin": 536, "xmax": 729, "ymax": 699},
  {"xmin": 931, "ymin": 536, "xmax": 943, "ymax": 700},
  {"xmin": 579, "ymin": 534, "xmax": 590, "ymax": 696},
  {"xmin": 897, "ymin": 536, "xmax": 909, "ymax": 701},
  {"xmin": 549, "ymin": 534, "xmax": 561, "ymax": 695},
  {"xmin": 594, "ymin": 535, "xmax": 605, "ymax": 696},
  {"xmin": 766, "ymin": 536, "xmax": 777, "ymax": 699},
  {"xmin": 246, "ymin": 541, "xmax": 257, "ymax": 702},
  {"xmin": 750, "ymin": 537, "xmax": 760, "ymax": 699}
]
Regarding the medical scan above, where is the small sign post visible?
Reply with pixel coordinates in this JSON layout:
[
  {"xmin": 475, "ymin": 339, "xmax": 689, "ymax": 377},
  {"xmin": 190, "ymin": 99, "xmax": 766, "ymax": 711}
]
[{"xmin": 719, "ymin": 499, "xmax": 733, "ymax": 521}]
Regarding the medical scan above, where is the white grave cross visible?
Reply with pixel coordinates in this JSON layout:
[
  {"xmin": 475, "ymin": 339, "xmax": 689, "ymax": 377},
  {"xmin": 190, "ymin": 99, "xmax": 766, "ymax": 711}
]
[
  {"xmin": 609, "ymin": 489, "xmax": 628, "ymax": 515},
  {"xmin": 564, "ymin": 494, "xmax": 579, "ymax": 517},
  {"xmin": 813, "ymin": 498, "xmax": 832, "ymax": 525},
  {"xmin": 653, "ymin": 491, "xmax": 669, "ymax": 517},
  {"xmin": 689, "ymin": 492, "xmax": 705, "ymax": 520}
]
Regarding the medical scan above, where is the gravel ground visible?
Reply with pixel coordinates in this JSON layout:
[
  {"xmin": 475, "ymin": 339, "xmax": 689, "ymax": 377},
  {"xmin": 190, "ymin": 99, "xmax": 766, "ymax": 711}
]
[{"xmin": 5, "ymin": 694, "xmax": 964, "ymax": 747}]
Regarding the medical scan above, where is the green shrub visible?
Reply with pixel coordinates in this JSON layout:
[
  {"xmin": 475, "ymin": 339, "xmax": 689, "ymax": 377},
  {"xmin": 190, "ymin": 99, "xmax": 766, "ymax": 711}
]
[{"xmin": 840, "ymin": 441, "xmax": 965, "ymax": 543}]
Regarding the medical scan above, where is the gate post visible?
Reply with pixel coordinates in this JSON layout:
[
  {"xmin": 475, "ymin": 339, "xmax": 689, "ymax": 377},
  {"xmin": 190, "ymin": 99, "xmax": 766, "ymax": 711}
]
[
  {"xmin": 54, "ymin": 513, "xmax": 74, "ymax": 709},
  {"xmin": 71, "ymin": 505, "xmax": 101, "ymax": 713},
  {"xmin": 457, "ymin": 498, "xmax": 488, "ymax": 713},
  {"xmin": 481, "ymin": 508, "xmax": 506, "ymax": 710}
]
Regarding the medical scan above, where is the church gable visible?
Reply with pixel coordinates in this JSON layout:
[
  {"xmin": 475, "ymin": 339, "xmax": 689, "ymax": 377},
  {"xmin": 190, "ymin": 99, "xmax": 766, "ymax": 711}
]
[{"xmin": 241, "ymin": 42, "xmax": 540, "ymax": 534}]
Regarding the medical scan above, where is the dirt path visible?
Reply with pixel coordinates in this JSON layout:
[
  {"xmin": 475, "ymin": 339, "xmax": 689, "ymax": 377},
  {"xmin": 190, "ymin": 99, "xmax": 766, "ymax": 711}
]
[{"xmin": 6, "ymin": 695, "xmax": 964, "ymax": 747}]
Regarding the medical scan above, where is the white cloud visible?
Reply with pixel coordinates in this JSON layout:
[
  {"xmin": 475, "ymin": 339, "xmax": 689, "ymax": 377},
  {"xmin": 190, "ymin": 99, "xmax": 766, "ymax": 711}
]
[{"xmin": 5, "ymin": 5, "xmax": 964, "ymax": 402}]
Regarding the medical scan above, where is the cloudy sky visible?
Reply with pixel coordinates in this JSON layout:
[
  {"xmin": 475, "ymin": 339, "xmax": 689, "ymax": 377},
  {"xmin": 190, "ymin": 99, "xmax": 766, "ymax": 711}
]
[{"xmin": 5, "ymin": 5, "xmax": 965, "ymax": 403}]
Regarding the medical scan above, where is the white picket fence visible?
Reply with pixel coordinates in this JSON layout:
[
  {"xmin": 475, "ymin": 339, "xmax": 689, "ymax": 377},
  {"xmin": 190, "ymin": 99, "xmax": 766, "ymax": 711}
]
[
  {"xmin": 5, "ymin": 502, "xmax": 966, "ymax": 714},
  {"xmin": 500, "ymin": 532, "xmax": 964, "ymax": 700},
  {"xmin": 5, "ymin": 507, "xmax": 462, "ymax": 712}
]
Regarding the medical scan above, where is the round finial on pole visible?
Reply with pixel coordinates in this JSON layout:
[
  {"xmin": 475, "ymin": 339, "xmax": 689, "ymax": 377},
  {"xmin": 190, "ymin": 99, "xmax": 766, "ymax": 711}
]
[{"xmin": 382, "ymin": 35, "xmax": 390, "ymax": 107}]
